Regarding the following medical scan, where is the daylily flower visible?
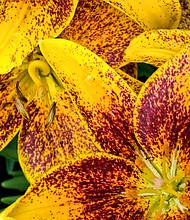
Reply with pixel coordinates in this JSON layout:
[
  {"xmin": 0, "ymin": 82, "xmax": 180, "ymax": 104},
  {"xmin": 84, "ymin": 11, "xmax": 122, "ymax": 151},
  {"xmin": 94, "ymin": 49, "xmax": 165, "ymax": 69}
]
[
  {"xmin": 0, "ymin": 39, "xmax": 189, "ymax": 219},
  {"xmin": 0, "ymin": 0, "xmax": 182, "ymax": 183}
]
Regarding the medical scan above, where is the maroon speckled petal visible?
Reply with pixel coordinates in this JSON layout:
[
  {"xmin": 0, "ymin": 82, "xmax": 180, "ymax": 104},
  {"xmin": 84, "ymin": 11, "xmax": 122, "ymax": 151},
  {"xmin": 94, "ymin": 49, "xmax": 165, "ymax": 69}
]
[
  {"xmin": 40, "ymin": 39, "xmax": 139, "ymax": 161},
  {"xmin": 60, "ymin": 0, "xmax": 143, "ymax": 68},
  {"xmin": 2, "ymin": 153, "xmax": 149, "ymax": 219},
  {"xmin": 0, "ymin": 0, "xmax": 78, "ymax": 73},
  {"xmin": 19, "ymin": 91, "xmax": 102, "ymax": 182},
  {"xmin": 0, "ymin": 72, "xmax": 22, "ymax": 150},
  {"xmin": 134, "ymin": 44, "xmax": 190, "ymax": 169}
]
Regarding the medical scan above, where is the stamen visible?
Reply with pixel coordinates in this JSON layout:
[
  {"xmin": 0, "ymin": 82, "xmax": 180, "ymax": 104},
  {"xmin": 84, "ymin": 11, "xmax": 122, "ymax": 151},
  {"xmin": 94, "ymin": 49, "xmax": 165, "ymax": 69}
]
[
  {"xmin": 14, "ymin": 97, "xmax": 29, "ymax": 120},
  {"xmin": 162, "ymin": 155, "xmax": 169, "ymax": 183},
  {"xmin": 168, "ymin": 173, "xmax": 185, "ymax": 184},
  {"xmin": 45, "ymin": 102, "xmax": 56, "ymax": 128},
  {"xmin": 169, "ymin": 148, "xmax": 179, "ymax": 179},
  {"xmin": 137, "ymin": 188, "xmax": 162, "ymax": 196},
  {"xmin": 173, "ymin": 197, "xmax": 188, "ymax": 213},
  {"xmin": 16, "ymin": 81, "xmax": 28, "ymax": 103},
  {"xmin": 139, "ymin": 151, "xmax": 161, "ymax": 179},
  {"xmin": 161, "ymin": 184, "xmax": 181, "ymax": 198},
  {"xmin": 157, "ymin": 195, "xmax": 168, "ymax": 217}
]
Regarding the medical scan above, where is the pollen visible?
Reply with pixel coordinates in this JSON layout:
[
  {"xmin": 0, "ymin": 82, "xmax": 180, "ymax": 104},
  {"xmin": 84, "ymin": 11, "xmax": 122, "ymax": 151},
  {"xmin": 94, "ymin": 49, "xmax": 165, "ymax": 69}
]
[{"xmin": 136, "ymin": 148, "xmax": 188, "ymax": 218}]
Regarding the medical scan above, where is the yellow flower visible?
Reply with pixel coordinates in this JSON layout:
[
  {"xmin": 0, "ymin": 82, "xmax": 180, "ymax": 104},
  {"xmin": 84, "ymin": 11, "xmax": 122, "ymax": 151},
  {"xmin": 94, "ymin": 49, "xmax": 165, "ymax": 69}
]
[
  {"xmin": 0, "ymin": 0, "xmax": 78, "ymax": 74},
  {"xmin": 0, "ymin": 39, "xmax": 189, "ymax": 219},
  {"xmin": 60, "ymin": 0, "xmax": 182, "ymax": 69},
  {"xmin": 0, "ymin": 0, "xmax": 182, "ymax": 182},
  {"xmin": 0, "ymin": 0, "xmax": 182, "ymax": 74}
]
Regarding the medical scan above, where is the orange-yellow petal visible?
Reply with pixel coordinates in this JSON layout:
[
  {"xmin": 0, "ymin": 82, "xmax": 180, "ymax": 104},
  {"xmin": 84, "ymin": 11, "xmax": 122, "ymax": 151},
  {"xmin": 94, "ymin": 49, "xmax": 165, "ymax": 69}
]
[
  {"xmin": 19, "ymin": 91, "xmax": 102, "ymax": 183},
  {"xmin": 134, "ymin": 44, "xmax": 190, "ymax": 168},
  {"xmin": 104, "ymin": 0, "xmax": 181, "ymax": 29},
  {"xmin": 123, "ymin": 29, "xmax": 190, "ymax": 66},
  {"xmin": 117, "ymin": 68, "xmax": 143, "ymax": 94},
  {"xmin": 0, "ymin": 153, "xmax": 149, "ymax": 219},
  {"xmin": 0, "ymin": 72, "xmax": 23, "ymax": 150},
  {"xmin": 0, "ymin": 102, "xmax": 22, "ymax": 151},
  {"xmin": 40, "ymin": 39, "xmax": 138, "ymax": 160},
  {"xmin": 0, "ymin": 0, "xmax": 78, "ymax": 74},
  {"xmin": 61, "ymin": 0, "xmax": 143, "ymax": 68}
]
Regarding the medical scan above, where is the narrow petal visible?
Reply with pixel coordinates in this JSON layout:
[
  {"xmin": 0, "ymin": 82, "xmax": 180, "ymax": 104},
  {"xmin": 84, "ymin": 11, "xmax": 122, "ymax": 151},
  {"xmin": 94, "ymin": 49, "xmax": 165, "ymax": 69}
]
[
  {"xmin": 54, "ymin": 91, "xmax": 102, "ymax": 158},
  {"xmin": 0, "ymin": 0, "xmax": 78, "ymax": 74},
  {"xmin": 61, "ymin": 0, "xmax": 143, "ymax": 68},
  {"xmin": 104, "ymin": 0, "xmax": 181, "ymax": 29},
  {"xmin": 117, "ymin": 69, "xmax": 143, "ymax": 94},
  {"xmin": 123, "ymin": 29, "xmax": 190, "ymax": 66},
  {"xmin": 0, "ymin": 102, "xmax": 22, "ymax": 151},
  {"xmin": 19, "ymin": 91, "xmax": 102, "ymax": 182},
  {"xmin": 0, "ymin": 153, "xmax": 149, "ymax": 219},
  {"xmin": 134, "ymin": 44, "xmax": 190, "ymax": 168},
  {"xmin": 0, "ymin": 71, "xmax": 23, "ymax": 150},
  {"xmin": 40, "ymin": 39, "xmax": 139, "ymax": 160}
]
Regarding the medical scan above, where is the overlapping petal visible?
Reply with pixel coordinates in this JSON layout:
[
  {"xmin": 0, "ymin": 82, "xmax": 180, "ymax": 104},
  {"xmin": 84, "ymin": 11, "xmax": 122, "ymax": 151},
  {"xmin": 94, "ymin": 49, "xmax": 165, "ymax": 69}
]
[
  {"xmin": 117, "ymin": 69, "xmax": 143, "ymax": 94},
  {"xmin": 104, "ymin": 0, "xmax": 181, "ymax": 29},
  {"xmin": 0, "ymin": 72, "xmax": 23, "ymax": 150},
  {"xmin": 40, "ymin": 39, "xmax": 139, "ymax": 160},
  {"xmin": 0, "ymin": 103, "xmax": 22, "ymax": 151},
  {"xmin": 134, "ymin": 44, "xmax": 190, "ymax": 169},
  {"xmin": 123, "ymin": 29, "xmax": 190, "ymax": 66},
  {"xmin": 0, "ymin": 0, "xmax": 78, "ymax": 74},
  {"xmin": 60, "ymin": 0, "xmax": 143, "ymax": 68},
  {"xmin": 19, "ymin": 91, "xmax": 102, "ymax": 182},
  {"xmin": 0, "ymin": 153, "xmax": 149, "ymax": 219}
]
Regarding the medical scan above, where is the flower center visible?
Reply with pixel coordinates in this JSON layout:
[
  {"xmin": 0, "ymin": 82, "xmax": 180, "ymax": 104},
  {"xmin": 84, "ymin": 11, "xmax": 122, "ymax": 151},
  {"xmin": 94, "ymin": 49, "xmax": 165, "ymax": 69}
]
[
  {"xmin": 13, "ymin": 49, "xmax": 63, "ymax": 127},
  {"xmin": 136, "ymin": 149, "xmax": 188, "ymax": 218}
]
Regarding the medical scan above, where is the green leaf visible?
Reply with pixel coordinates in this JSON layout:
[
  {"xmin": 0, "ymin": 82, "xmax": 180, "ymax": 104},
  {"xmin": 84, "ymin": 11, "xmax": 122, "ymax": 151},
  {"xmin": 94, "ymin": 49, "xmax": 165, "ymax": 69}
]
[
  {"xmin": 1, "ymin": 195, "xmax": 21, "ymax": 205},
  {"xmin": 5, "ymin": 159, "xmax": 16, "ymax": 175},
  {"xmin": 138, "ymin": 63, "xmax": 157, "ymax": 82},
  {"xmin": 1, "ymin": 176, "xmax": 29, "ymax": 191},
  {"xmin": 0, "ymin": 135, "xmax": 18, "ymax": 161}
]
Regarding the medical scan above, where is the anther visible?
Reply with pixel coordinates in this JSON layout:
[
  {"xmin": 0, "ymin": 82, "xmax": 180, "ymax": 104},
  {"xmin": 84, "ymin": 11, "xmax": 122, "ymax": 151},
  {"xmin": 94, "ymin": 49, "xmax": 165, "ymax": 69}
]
[
  {"xmin": 14, "ymin": 97, "xmax": 30, "ymax": 120},
  {"xmin": 45, "ymin": 102, "xmax": 56, "ymax": 128},
  {"xmin": 16, "ymin": 81, "xmax": 28, "ymax": 103}
]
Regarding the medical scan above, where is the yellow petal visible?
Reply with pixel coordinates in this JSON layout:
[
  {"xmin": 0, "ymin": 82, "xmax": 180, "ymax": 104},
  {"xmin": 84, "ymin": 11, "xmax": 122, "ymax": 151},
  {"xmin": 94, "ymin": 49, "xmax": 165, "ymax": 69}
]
[
  {"xmin": 61, "ymin": 0, "xmax": 143, "ymax": 68},
  {"xmin": 134, "ymin": 44, "xmax": 190, "ymax": 167},
  {"xmin": 123, "ymin": 29, "xmax": 190, "ymax": 66},
  {"xmin": 0, "ymin": 153, "xmax": 148, "ymax": 219},
  {"xmin": 19, "ymin": 91, "xmax": 102, "ymax": 183},
  {"xmin": 40, "ymin": 39, "xmax": 138, "ymax": 160},
  {"xmin": 0, "ymin": 0, "xmax": 78, "ymax": 74},
  {"xmin": 104, "ymin": 0, "xmax": 181, "ymax": 29},
  {"xmin": 117, "ymin": 69, "xmax": 143, "ymax": 94},
  {"xmin": 0, "ymin": 72, "xmax": 23, "ymax": 150}
]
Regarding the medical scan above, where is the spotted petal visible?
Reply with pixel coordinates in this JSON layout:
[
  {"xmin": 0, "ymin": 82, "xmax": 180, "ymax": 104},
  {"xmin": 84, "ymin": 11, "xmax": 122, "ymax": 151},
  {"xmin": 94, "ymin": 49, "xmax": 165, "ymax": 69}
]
[
  {"xmin": 0, "ymin": 0, "xmax": 78, "ymax": 74},
  {"xmin": 19, "ymin": 91, "xmax": 102, "ymax": 183},
  {"xmin": 61, "ymin": 0, "xmax": 143, "ymax": 68},
  {"xmin": 0, "ymin": 72, "xmax": 22, "ymax": 151},
  {"xmin": 117, "ymin": 69, "xmax": 143, "ymax": 94},
  {"xmin": 123, "ymin": 29, "xmax": 190, "ymax": 66},
  {"xmin": 0, "ymin": 153, "xmax": 149, "ymax": 219},
  {"xmin": 104, "ymin": 0, "xmax": 181, "ymax": 29},
  {"xmin": 134, "ymin": 44, "xmax": 190, "ymax": 171},
  {"xmin": 40, "ymin": 39, "xmax": 139, "ymax": 160}
]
